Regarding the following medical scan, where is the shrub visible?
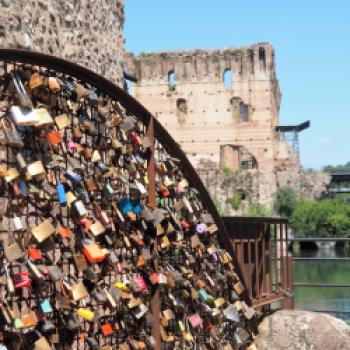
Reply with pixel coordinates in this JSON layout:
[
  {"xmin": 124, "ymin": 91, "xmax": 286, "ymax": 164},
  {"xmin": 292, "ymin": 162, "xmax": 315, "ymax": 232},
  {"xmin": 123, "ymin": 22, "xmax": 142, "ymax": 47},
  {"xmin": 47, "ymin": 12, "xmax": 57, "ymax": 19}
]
[
  {"xmin": 245, "ymin": 203, "xmax": 272, "ymax": 217},
  {"xmin": 273, "ymin": 186, "xmax": 297, "ymax": 218},
  {"xmin": 227, "ymin": 195, "xmax": 242, "ymax": 210}
]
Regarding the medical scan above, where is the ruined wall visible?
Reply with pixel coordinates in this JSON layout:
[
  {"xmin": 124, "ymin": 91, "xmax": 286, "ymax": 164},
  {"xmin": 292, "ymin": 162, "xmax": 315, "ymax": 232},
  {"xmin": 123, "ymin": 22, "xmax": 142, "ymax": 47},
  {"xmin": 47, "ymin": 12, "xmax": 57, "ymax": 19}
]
[
  {"xmin": 126, "ymin": 44, "xmax": 303, "ymax": 208},
  {"xmin": 0, "ymin": 0, "xmax": 125, "ymax": 84}
]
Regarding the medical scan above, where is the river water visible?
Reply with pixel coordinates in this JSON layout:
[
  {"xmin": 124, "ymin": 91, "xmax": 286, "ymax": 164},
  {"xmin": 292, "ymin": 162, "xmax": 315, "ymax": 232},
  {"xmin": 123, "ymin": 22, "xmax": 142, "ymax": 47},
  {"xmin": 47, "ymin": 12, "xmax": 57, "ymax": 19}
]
[{"xmin": 293, "ymin": 246, "xmax": 350, "ymax": 323}]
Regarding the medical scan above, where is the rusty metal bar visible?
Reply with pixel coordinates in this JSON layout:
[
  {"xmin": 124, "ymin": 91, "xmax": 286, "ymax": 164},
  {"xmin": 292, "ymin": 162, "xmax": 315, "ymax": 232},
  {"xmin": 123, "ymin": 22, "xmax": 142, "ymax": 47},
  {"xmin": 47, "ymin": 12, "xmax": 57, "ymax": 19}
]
[
  {"xmin": 293, "ymin": 257, "xmax": 350, "ymax": 261},
  {"xmin": 294, "ymin": 283, "xmax": 350, "ymax": 288},
  {"xmin": 147, "ymin": 116, "xmax": 161, "ymax": 350},
  {"xmin": 261, "ymin": 225, "xmax": 266, "ymax": 297},
  {"xmin": 222, "ymin": 216, "xmax": 294, "ymax": 310},
  {"xmin": 291, "ymin": 237, "xmax": 350, "ymax": 242},
  {"xmin": 279, "ymin": 222, "xmax": 284, "ymax": 290}
]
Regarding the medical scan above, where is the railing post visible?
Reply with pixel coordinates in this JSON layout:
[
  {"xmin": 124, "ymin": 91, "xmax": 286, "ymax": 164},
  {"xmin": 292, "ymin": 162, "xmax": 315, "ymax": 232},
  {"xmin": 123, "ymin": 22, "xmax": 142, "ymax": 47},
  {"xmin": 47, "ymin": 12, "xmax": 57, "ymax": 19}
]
[
  {"xmin": 282, "ymin": 222, "xmax": 294, "ymax": 309},
  {"xmin": 147, "ymin": 116, "xmax": 161, "ymax": 349}
]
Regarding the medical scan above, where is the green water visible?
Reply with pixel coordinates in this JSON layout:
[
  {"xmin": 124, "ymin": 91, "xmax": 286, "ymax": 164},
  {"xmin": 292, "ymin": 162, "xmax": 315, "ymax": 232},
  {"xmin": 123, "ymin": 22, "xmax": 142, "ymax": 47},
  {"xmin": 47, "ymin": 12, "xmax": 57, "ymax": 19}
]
[{"xmin": 294, "ymin": 246, "xmax": 350, "ymax": 323}]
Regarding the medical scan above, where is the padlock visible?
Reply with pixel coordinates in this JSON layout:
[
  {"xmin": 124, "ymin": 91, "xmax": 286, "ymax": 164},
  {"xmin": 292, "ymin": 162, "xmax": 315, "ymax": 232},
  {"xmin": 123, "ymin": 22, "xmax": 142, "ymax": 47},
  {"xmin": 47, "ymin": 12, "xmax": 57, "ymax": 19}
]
[
  {"xmin": 73, "ymin": 200, "xmax": 88, "ymax": 217},
  {"xmin": 4, "ymin": 264, "xmax": 15, "ymax": 295},
  {"xmin": 13, "ymin": 271, "xmax": 32, "ymax": 288},
  {"xmin": 47, "ymin": 129, "xmax": 62, "ymax": 146},
  {"xmin": 101, "ymin": 323, "xmax": 113, "ymax": 336},
  {"xmin": 16, "ymin": 152, "xmax": 27, "ymax": 170},
  {"xmin": 63, "ymin": 278, "xmax": 88, "ymax": 302},
  {"xmin": 11, "ymin": 72, "xmax": 33, "ymax": 110},
  {"xmin": 55, "ymin": 114, "xmax": 71, "ymax": 129},
  {"xmin": 29, "ymin": 72, "xmax": 44, "ymax": 90},
  {"xmin": 10, "ymin": 105, "xmax": 39, "ymax": 127},
  {"xmin": 28, "ymin": 246, "xmax": 42, "ymax": 261},
  {"xmin": 77, "ymin": 308, "xmax": 94, "ymax": 322},
  {"xmin": 31, "ymin": 219, "xmax": 56, "ymax": 243},
  {"xmin": 83, "ymin": 242, "xmax": 106, "ymax": 263},
  {"xmin": 56, "ymin": 183, "xmax": 67, "ymax": 204},
  {"xmin": 26, "ymin": 259, "xmax": 44, "ymax": 280},
  {"xmin": 4, "ymin": 233, "xmax": 23, "ymax": 262},
  {"xmin": 48, "ymin": 77, "xmax": 61, "ymax": 91},
  {"xmin": 1, "ymin": 118, "xmax": 24, "ymax": 148},
  {"xmin": 40, "ymin": 299, "xmax": 53, "ymax": 314}
]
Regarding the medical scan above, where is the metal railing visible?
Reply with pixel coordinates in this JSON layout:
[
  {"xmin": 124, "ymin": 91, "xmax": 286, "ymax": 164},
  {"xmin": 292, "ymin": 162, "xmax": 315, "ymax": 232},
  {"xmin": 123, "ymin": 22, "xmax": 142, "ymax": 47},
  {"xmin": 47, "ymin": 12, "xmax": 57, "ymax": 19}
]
[
  {"xmin": 222, "ymin": 216, "xmax": 294, "ymax": 310},
  {"xmin": 289, "ymin": 237, "xmax": 350, "ymax": 305}
]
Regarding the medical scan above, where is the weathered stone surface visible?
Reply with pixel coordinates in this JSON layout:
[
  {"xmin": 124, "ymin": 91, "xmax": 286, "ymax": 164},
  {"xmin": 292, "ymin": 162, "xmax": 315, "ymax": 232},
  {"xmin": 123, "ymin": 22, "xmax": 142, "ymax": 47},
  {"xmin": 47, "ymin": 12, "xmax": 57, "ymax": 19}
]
[
  {"xmin": 126, "ymin": 46, "xmax": 330, "ymax": 208},
  {"xmin": 0, "ymin": 0, "xmax": 125, "ymax": 84},
  {"xmin": 254, "ymin": 310, "xmax": 350, "ymax": 350}
]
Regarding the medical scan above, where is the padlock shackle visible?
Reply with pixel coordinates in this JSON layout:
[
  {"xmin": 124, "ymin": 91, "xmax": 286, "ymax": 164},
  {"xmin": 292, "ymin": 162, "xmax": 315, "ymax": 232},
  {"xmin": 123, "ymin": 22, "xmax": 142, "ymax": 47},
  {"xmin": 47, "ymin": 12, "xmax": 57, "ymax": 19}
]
[{"xmin": 10, "ymin": 72, "xmax": 22, "ymax": 93}]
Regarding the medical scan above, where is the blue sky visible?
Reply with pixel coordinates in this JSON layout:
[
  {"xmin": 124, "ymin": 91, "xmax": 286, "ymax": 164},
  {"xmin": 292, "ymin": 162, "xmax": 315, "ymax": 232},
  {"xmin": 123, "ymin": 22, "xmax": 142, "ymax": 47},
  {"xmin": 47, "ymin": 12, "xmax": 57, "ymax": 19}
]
[{"xmin": 125, "ymin": 0, "xmax": 350, "ymax": 169}]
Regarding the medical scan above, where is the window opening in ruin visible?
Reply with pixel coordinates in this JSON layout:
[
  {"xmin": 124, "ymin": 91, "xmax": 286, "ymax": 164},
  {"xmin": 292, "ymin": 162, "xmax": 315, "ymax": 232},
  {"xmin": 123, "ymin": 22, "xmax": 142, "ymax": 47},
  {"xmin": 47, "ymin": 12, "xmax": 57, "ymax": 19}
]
[
  {"xmin": 223, "ymin": 69, "xmax": 233, "ymax": 89},
  {"xmin": 259, "ymin": 47, "xmax": 266, "ymax": 71},
  {"xmin": 241, "ymin": 161, "xmax": 249, "ymax": 170},
  {"xmin": 176, "ymin": 98, "xmax": 187, "ymax": 124},
  {"xmin": 249, "ymin": 51, "xmax": 254, "ymax": 73},
  {"xmin": 184, "ymin": 62, "xmax": 191, "ymax": 79},
  {"xmin": 240, "ymin": 102, "xmax": 249, "ymax": 122},
  {"xmin": 124, "ymin": 79, "xmax": 132, "ymax": 94},
  {"xmin": 168, "ymin": 70, "xmax": 176, "ymax": 91}
]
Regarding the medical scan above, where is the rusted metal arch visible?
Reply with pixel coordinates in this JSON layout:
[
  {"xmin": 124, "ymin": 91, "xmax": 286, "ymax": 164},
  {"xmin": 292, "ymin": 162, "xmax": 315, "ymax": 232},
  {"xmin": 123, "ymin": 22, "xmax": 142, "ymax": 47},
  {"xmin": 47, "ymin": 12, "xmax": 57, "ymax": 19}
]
[{"xmin": 0, "ymin": 49, "xmax": 248, "ymax": 303}]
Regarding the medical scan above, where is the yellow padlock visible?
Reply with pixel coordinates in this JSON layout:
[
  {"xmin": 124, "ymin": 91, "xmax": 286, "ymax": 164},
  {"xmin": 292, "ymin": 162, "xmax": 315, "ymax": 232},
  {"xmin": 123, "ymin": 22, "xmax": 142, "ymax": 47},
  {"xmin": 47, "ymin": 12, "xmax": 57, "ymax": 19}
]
[
  {"xmin": 77, "ymin": 308, "xmax": 94, "ymax": 322},
  {"xmin": 178, "ymin": 320, "xmax": 185, "ymax": 332},
  {"xmin": 113, "ymin": 282, "xmax": 128, "ymax": 291}
]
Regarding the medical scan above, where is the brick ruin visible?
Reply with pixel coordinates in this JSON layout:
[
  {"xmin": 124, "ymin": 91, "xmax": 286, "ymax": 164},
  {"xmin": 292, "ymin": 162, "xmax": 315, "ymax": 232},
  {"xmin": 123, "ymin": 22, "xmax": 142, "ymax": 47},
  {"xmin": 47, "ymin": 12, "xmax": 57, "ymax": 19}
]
[
  {"xmin": 0, "ymin": 0, "xmax": 125, "ymax": 84},
  {"xmin": 126, "ymin": 44, "xmax": 325, "ymax": 210}
]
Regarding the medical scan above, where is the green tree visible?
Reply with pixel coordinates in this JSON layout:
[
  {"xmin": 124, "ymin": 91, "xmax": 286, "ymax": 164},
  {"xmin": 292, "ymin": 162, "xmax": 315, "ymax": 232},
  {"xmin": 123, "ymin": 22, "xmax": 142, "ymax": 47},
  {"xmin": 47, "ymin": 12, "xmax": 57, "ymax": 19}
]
[
  {"xmin": 245, "ymin": 203, "xmax": 272, "ymax": 217},
  {"xmin": 290, "ymin": 199, "xmax": 350, "ymax": 237},
  {"xmin": 222, "ymin": 167, "xmax": 233, "ymax": 176},
  {"xmin": 227, "ymin": 195, "xmax": 242, "ymax": 210},
  {"xmin": 323, "ymin": 161, "xmax": 350, "ymax": 173},
  {"xmin": 273, "ymin": 186, "xmax": 297, "ymax": 217},
  {"xmin": 289, "ymin": 200, "xmax": 316, "ymax": 237}
]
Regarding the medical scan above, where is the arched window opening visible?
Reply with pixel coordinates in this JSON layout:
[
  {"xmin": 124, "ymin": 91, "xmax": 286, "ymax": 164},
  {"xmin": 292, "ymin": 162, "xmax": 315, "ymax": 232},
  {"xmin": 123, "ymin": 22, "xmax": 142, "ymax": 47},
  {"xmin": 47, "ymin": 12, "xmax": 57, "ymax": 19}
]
[
  {"xmin": 177, "ymin": 98, "xmax": 187, "ymax": 113},
  {"xmin": 259, "ymin": 47, "xmax": 266, "ymax": 71},
  {"xmin": 240, "ymin": 102, "xmax": 249, "ymax": 122},
  {"xmin": 176, "ymin": 98, "xmax": 187, "ymax": 124},
  {"xmin": 168, "ymin": 70, "xmax": 176, "ymax": 91},
  {"xmin": 124, "ymin": 79, "xmax": 132, "ymax": 94},
  {"xmin": 223, "ymin": 69, "xmax": 233, "ymax": 89}
]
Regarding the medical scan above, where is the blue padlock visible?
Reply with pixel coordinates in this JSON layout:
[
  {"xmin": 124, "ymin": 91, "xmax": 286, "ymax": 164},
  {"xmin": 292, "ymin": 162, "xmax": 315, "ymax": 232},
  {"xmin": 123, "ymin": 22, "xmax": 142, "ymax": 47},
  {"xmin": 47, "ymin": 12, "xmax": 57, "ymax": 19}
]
[
  {"xmin": 40, "ymin": 299, "xmax": 53, "ymax": 313},
  {"xmin": 63, "ymin": 169, "xmax": 82, "ymax": 185},
  {"xmin": 198, "ymin": 288, "xmax": 214, "ymax": 304},
  {"xmin": 75, "ymin": 185, "xmax": 90, "ymax": 204},
  {"xmin": 131, "ymin": 199, "xmax": 142, "ymax": 215},
  {"xmin": 19, "ymin": 181, "xmax": 27, "ymax": 196},
  {"xmin": 103, "ymin": 182, "xmax": 114, "ymax": 199},
  {"xmin": 199, "ymin": 289, "xmax": 209, "ymax": 302},
  {"xmin": 56, "ymin": 183, "xmax": 67, "ymax": 204},
  {"xmin": 119, "ymin": 198, "xmax": 133, "ymax": 214},
  {"xmin": 97, "ymin": 162, "xmax": 108, "ymax": 172}
]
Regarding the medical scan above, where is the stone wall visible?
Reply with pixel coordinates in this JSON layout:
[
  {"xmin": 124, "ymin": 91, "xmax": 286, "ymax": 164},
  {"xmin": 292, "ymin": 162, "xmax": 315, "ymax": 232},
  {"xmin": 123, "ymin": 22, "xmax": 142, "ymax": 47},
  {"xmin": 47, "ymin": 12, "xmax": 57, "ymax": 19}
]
[
  {"xmin": 0, "ymin": 0, "xmax": 125, "ymax": 84},
  {"xmin": 126, "ymin": 44, "xmax": 309, "ymax": 208}
]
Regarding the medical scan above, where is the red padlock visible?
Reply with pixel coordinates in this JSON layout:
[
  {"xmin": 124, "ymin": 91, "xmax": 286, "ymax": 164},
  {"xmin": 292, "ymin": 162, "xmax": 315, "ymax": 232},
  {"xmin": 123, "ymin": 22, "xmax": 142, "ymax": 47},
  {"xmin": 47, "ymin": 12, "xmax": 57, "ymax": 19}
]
[
  {"xmin": 130, "ymin": 131, "xmax": 142, "ymax": 146},
  {"xmin": 78, "ymin": 217, "xmax": 93, "ymax": 233},
  {"xmin": 13, "ymin": 272, "xmax": 32, "ymax": 288}
]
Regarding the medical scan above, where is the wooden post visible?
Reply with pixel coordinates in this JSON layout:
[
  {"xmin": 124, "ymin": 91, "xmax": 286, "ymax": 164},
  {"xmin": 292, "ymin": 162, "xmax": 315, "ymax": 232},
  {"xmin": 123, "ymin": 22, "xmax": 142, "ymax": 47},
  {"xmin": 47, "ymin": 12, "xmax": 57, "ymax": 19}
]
[{"xmin": 147, "ymin": 116, "xmax": 161, "ymax": 349}]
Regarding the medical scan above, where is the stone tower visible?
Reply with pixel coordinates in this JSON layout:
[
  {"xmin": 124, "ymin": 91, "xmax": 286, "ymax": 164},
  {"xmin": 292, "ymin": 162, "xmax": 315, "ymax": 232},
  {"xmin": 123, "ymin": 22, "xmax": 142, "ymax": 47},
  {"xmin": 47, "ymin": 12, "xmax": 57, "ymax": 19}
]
[
  {"xmin": 126, "ymin": 44, "xmax": 301, "ymax": 208},
  {"xmin": 0, "ymin": 0, "xmax": 125, "ymax": 84}
]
